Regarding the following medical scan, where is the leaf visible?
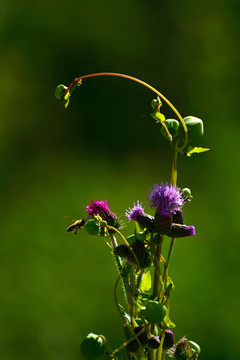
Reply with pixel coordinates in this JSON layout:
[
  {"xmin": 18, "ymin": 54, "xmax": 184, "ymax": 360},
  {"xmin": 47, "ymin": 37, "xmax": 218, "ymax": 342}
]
[
  {"xmin": 118, "ymin": 304, "xmax": 131, "ymax": 323},
  {"xmin": 186, "ymin": 146, "xmax": 210, "ymax": 156},
  {"xmin": 63, "ymin": 90, "xmax": 71, "ymax": 108},
  {"xmin": 164, "ymin": 317, "xmax": 176, "ymax": 328},
  {"xmin": 151, "ymin": 111, "xmax": 165, "ymax": 123},
  {"xmin": 140, "ymin": 270, "xmax": 152, "ymax": 292}
]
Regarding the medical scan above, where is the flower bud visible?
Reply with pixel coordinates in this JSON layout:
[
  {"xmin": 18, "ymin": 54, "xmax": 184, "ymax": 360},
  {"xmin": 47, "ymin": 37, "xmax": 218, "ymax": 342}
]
[
  {"xmin": 167, "ymin": 224, "xmax": 195, "ymax": 238},
  {"xmin": 84, "ymin": 219, "xmax": 100, "ymax": 236},
  {"xmin": 151, "ymin": 96, "xmax": 162, "ymax": 110},
  {"xmin": 142, "ymin": 301, "xmax": 167, "ymax": 323},
  {"xmin": 54, "ymin": 84, "xmax": 68, "ymax": 100},
  {"xmin": 163, "ymin": 330, "xmax": 175, "ymax": 349},
  {"xmin": 131, "ymin": 240, "xmax": 151, "ymax": 269},
  {"xmin": 172, "ymin": 209, "xmax": 184, "ymax": 225},
  {"xmin": 114, "ymin": 244, "xmax": 131, "ymax": 259},
  {"xmin": 161, "ymin": 119, "xmax": 180, "ymax": 139},
  {"xmin": 134, "ymin": 326, "xmax": 149, "ymax": 346},
  {"xmin": 125, "ymin": 326, "xmax": 149, "ymax": 353},
  {"xmin": 148, "ymin": 336, "xmax": 161, "ymax": 349},
  {"xmin": 137, "ymin": 213, "xmax": 155, "ymax": 232},
  {"xmin": 80, "ymin": 333, "xmax": 105, "ymax": 359},
  {"xmin": 154, "ymin": 208, "xmax": 172, "ymax": 234}
]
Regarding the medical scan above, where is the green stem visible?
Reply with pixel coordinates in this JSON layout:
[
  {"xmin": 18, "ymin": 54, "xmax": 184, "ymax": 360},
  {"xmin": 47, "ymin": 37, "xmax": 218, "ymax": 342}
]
[
  {"xmin": 152, "ymin": 237, "xmax": 163, "ymax": 299},
  {"xmin": 170, "ymin": 145, "xmax": 178, "ymax": 186},
  {"xmin": 67, "ymin": 72, "xmax": 188, "ymax": 152},
  {"xmin": 97, "ymin": 335, "xmax": 113, "ymax": 355},
  {"xmin": 163, "ymin": 237, "xmax": 175, "ymax": 284}
]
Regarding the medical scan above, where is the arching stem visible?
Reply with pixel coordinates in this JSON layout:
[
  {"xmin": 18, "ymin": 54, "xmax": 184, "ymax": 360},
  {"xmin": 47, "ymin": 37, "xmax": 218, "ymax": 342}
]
[{"xmin": 67, "ymin": 72, "xmax": 188, "ymax": 152}]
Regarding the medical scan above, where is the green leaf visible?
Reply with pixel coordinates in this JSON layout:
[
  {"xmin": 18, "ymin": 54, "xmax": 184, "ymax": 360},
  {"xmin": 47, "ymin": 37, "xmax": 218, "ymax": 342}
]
[
  {"xmin": 164, "ymin": 317, "xmax": 176, "ymax": 328},
  {"xmin": 161, "ymin": 119, "xmax": 180, "ymax": 139},
  {"xmin": 186, "ymin": 146, "xmax": 210, "ymax": 156},
  {"xmin": 62, "ymin": 90, "xmax": 71, "ymax": 108},
  {"xmin": 118, "ymin": 304, "xmax": 131, "ymax": 323},
  {"xmin": 140, "ymin": 270, "xmax": 151, "ymax": 292},
  {"xmin": 151, "ymin": 111, "xmax": 165, "ymax": 123}
]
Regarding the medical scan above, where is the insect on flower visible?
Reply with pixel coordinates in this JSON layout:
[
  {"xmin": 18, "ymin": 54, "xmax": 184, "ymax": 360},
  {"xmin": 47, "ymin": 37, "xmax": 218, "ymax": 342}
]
[{"xmin": 66, "ymin": 218, "xmax": 85, "ymax": 235}]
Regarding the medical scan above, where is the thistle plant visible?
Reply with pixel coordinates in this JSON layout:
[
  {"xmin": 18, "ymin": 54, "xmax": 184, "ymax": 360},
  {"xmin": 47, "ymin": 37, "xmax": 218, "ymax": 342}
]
[{"xmin": 55, "ymin": 73, "xmax": 209, "ymax": 360}]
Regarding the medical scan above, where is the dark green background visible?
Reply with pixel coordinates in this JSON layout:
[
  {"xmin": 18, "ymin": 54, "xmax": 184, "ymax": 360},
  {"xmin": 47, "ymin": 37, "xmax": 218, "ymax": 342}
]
[{"xmin": 1, "ymin": 1, "xmax": 239, "ymax": 359}]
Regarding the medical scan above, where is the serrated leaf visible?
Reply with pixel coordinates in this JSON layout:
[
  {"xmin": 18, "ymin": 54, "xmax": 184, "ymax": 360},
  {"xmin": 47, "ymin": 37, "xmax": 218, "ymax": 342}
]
[
  {"xmin": 140, "ymin": 270, "xmax": 152, "ymax": 292},
  {"xmin": 186, "ymin": 146, "xmax": 210, "ymax": 156},
  {"xmin": 118, "ymin": 304, "xmax": 131, "ymax": 323}
]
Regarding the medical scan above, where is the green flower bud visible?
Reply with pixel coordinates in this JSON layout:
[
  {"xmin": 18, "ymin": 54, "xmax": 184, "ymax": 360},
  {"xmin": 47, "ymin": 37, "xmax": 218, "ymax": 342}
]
[
  {"xmin": 180, "ymin": 116, "xmax": 204, "ymax": 142},
  {"xmin": 80, "ymin": 333, "xmax": 105, "ymax": 359},
  {"xmin": 54, "ymin": 84, "xmax": 68, "ymax": 100},
  {"xmin": 142, "ymin": 301, "xmax": 167, "ymax": 323},
  {"xmin": 161, "ymin": 119, "xmax": 180, "ymax": 139},
  {"xmin": 84, "ymin": 219, "xmax": 100, "ymax": 236},
  {"xmin": 151, "ymin": 96, "xmax": 162, "ymax": 110}
]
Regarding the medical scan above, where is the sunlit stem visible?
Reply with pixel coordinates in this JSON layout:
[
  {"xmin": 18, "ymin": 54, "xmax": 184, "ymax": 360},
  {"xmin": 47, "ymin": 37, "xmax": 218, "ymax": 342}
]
[
  {"xmin": 157, "ymin": 334, "xmax": 165, "ymax": 360},
  {"xmin": 97, "ymin": 335, "xmax": 113, "ymax": 355},
  {"xmin": 67, "ymin": 72, "xmax": 188, "ymax": 152},
  {"xmin": 170, "ymin": 145, "xmax": 178, "ymax": 186}
]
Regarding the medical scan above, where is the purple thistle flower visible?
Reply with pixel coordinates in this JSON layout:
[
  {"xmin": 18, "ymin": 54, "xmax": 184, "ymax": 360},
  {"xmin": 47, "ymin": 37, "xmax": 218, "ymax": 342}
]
[
  {"xmin": 85, "ymin": 200, "xmax": 119, "ymax": 229},
  {"xmin": 85, "ymin": 200, "xmax": 111, "ymax": 217},
  {"xmin": 148, "ymin": 183, "xmax": 184, "ymax": 216},
  {"xmin": 125, "ymin": 201, "xmax": 154, "ymax": 232},
  {"xmin": 125, "ymin": 201, "xmax": 145, "ymax": 221},
  {"xmin": 148, "ymin": 183, "xmax": 188, "ymax": 235}
]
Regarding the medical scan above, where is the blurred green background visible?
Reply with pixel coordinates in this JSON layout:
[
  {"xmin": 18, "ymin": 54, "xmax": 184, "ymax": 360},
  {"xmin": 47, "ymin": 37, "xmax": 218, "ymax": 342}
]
[{"xmin": 0, "ymin": 0, "xmax": 239, "ymax": 359}]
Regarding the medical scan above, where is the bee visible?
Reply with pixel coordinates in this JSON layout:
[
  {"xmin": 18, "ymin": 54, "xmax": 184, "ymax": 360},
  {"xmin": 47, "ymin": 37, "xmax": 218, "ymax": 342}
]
[{"xmin": 66, "ymin": 218, "xmax": 85, "ymax": 235}]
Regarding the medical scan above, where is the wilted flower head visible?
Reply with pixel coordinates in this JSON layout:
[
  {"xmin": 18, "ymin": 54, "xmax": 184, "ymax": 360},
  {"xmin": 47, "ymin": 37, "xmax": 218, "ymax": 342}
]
[
  {"xmin": 85, "ymin": 200, "xmax": 119, "ymax": 228},
  {"xmin": 168, "ymin": 337, "xmax": 197, "ymax": 360},
  {"xmin": 148, "ymin": 183, "xmax": 184, "ymax": 216}
]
